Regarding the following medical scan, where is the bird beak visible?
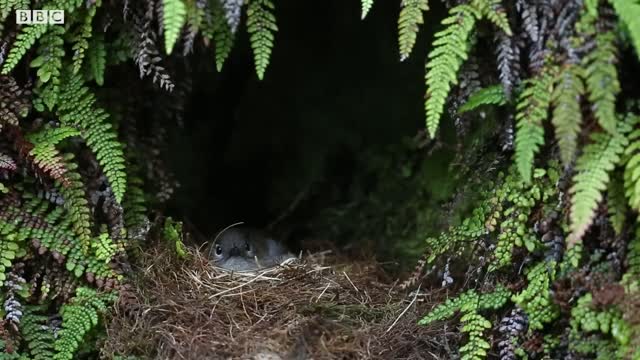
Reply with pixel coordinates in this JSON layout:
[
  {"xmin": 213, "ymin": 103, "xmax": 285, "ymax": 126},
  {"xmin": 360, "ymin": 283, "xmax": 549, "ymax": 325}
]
[{"xmin": 229, "ymin": 246, "xmax": 241, "ymax": 257}]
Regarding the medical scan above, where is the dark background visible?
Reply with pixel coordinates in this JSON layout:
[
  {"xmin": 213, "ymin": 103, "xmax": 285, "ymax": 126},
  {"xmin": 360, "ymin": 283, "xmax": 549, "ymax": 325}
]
[{"xmin": 168, "ymin": 0, "xmax": 445, "ymax": 240}]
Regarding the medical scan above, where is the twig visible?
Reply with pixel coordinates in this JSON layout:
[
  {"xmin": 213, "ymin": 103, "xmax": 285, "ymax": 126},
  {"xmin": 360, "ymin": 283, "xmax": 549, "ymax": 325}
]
[{"xmin": 385, "ymin": 284, "xmax": 421, "ymax": 334}]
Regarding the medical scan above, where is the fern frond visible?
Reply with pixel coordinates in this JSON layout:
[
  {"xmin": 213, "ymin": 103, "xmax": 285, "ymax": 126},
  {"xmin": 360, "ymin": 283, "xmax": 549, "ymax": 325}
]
[
  {"xmin": 514, "ymin": 69, "xmax": 555, "ymax": 183},
  {"xmin": 610, "ymin": 0, "xmax": 640, "ymax": 59},
  {"xmin": 568, "ymin": 116, "xmax": 633, "ymax": 247},
  {"xmin": 607, "ymin": 172, "xmax": 626, "ymax": 235},
  {"xmin": 552, "ymin": 64, "xmax": 584, "ymax": 166},
  {"xmin": 247, "ymin": 0, "xmax": 278, "ymax": 80},
  {"xmin": 86, "ymin": 34, "xmax": 106, "ymax": 85},
  {"xmin": 398, "ymin": 0, "xmax": 429, "ymax": 61},
  {"xmin": 361, "ymin": 0, "xmax": 374, "ymax": 20},
  {"xmin": 623, "ymin": 114, "xmax": 640, "ymax": 212},
  {"xmin": 27, "ymin": 126, "xmax": 80, "ymax": 186},
  {"xmin": 206, "ymin": 0, "xmax": 236, "ymax": 72},
  {"xmin": 2, "ymin": 24, "xmax": 49, "ymax": 74},
  {"xmin": 53, "ymin": 287, "xmax": 114, "ymax": 360},
  {"xmin": 512, "ymin": 260, "xmax": 559, "ymax": 330},
  {"xmin": 56, "ymin": 154, "xmax": 92, "ymax": 255},
  {"xmin": 162, "ymin": 0, "xmax": 187, "ymax": 55},
  {"xmin": 471, "ymin": 0, "xmax": 512, "ymax": 35},
  {"xmin": 71, "ymin": 2, "xmax": 99, "ymax": 74},
  {"xmin": 30, "ymin": 26, "xmax": 65, "ymax": 111},
  {"xmin": 584, "ymin": 31, "xmax": 620, "ymax": 135},
  {"xmin": 458, "ymin": 84, "xmax": 506, "ymax": 113},
  {"xmin": 424, "ymin": 4, "xmax": 479, "ymax": 138},
  {"xmin": 57, "ymin": 71, "xmax": 127, "ymax": 203},
  {"xmin": 20, "ymin": 306, "xmax": 56, "ymax": 360}
]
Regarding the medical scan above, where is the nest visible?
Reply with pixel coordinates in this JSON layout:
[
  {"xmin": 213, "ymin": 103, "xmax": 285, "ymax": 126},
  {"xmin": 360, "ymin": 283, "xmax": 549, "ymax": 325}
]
[{"xmin": 102, "ymin": 243, "xmax": 457, "ymax": 359}]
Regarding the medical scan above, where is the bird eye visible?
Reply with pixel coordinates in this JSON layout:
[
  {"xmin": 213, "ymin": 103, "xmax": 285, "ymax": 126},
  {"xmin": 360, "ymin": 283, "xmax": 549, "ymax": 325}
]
[{"xmin": 215, "ymin": 245, "xmax": 222, "ymax": 256}]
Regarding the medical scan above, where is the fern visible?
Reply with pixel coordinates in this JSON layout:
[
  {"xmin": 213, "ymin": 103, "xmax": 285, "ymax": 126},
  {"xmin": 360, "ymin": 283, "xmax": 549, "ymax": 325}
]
[
  {"xmin": 30, "ymin": 25, "xmax": 65, "ymax": 111},
  {"xmin": 53, "ymin": 287, "xmax": 114, "ymax": 360},
  {"xmin": 27, "ymin": 125, "xmax": 80, "ymax": 186},
  {"xmin": 424, "ymin": 4, "xmax": 479, "ymax": 138},
  {"xmin": 207, "ymin": 0, "xmax": 235, "ymax": 72},
  {"xmin": 247, "ymin": 0, "xmax": 278, "ymax": 80},
  {"xmin": 471, "ymin": 0, "xmax": 512, "ymax": 35},
  {"xmin": 55, "ymin": 154, "xmax": 92, "ymax": 256},
  {"xmin": 610, "ymin": 0, "xmax": 640, "ymax": 59},
  {"xmin": 552, "ymin": 64, "xmax": 584, "ymax": 166},
  {"xmin": 20, "ymin": 306, "xmax": 56, "ymax": 360},
  {"xmin": 624, "ymin": 114, "xmax": 640, "ymax": 212},
  {"xmin": 85, "ymin": 34, "xmax": 106, "ymax": 86},
  {"xmin": 397, "ymin": 0, "xmax": 429, "ymax": 61},
  {"xmin": 568, "ymin": 115, "xmax": 633, "ymax": 247},
  {"xmin": 162, "ymin": 0, "xmax": 187, "ymax": 55},
  {"xmin": 2, "ymin": 24, "xmax": 49, "ymax": 74},
  {"xmin": 419, "ymin": 286, "xmax": 510, "ymax": 360},
  {"xmin": 361, "ymin": 0, "xmax": 374, "ymax": 20},
  {"xmin": 512, "ymin": 261, "xmax": 559, "ymax": 330},
  {"xmin": 458, "ymin": 84, "xmax": 506, "ymax": 113},
  {"xmin": 514, "ymin": 68, "xmax": 555, "ymax": 183},
  {"xmin": 584, "ymin": 32, "xmax": 620, "ymax": 135},
  {"xmin": 71, "ymin": 2, "xmax": 99, "ymax": 74},
  {"xmin": 56, "ymin": 71, "xmax": 127, "ymax": 203},
  {"xmin": 608, "ymin": 173, "xmax": 627, "ymax": 235}
]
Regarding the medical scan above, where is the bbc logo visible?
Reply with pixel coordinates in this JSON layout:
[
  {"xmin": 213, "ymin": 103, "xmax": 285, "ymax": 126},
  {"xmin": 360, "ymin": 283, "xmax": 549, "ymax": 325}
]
[{"xmin": 16, "ymin": 10, "xmax": 64, "ymax": 24}]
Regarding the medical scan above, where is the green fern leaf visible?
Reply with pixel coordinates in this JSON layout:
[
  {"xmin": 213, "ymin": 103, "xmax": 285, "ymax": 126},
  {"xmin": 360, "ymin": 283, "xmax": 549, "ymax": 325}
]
[
  {"xmin": 86, "ymin": 34, "xmax": 106, "ymax": 85},
  {"xmin": 584, "ymin": 31, "xmax": 620, "ymax": 135},
  {"xmin": 610, "ymin": 0, "xmax": 640, "ymax": 59},
  {"xmin": 568, "ymin": 116, "xmax": 633, "ymax": 247},
  {"xmin": 471, "ymin": 0, "xmax": 512, "ymax": 35},
  {"xmin": 71, "ymin": 3, "xmax": 99, "ymax": 74},
  {"xmin": 162, "ymin": 0, "xmax": 187, "ymax": 55},
  {"xmin": 27, "ymin": 125, "xmax": 80, "ymax": 187},
  {"xmin": 2, "ymin": 24, "xmax": 49, "ymax": 74},
  {"xmin": 623, "ymin": 114, "xmax": 640, "ymax": 211},
  {"xmin": 247, "ymin": 0, "xmax": 278, "ymax": 80},
  {"xmin": 515, "ymin": 69, "xmax": 555, "ymax": 183},
  {"xmin": 552, "ymin": 64, "xmax": 584, "ymax": 166},
  {"xmin": 607, "ymin": 172, "xmax": 627, "ymax": 235},
  {"xmin": 361, "ymin": 0, "xmax": 374, "ymax": 19},
  {"xmin": 398, "ymin": 0, "xmax": 429, "ymax": 61},
  {"xmin": 458, "ymin": 84, "xmax": 506, "ymax": 113},
  {"xmin": 424, "ymin": 4, "xmax": 479, "ymax": 138},
  {"xmin": 210, "ymin": 0, "xmax": 235, "ymax": 72},
  {"xmin": 57, "ymin": 71, "xmax": 127, "ymax": 203}
]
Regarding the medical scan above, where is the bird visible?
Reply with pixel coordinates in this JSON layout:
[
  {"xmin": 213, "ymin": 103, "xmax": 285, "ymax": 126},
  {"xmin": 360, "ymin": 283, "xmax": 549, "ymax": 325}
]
[{"xmin": 208, "ymin": 226, "xmax": 294, "ymax": 271}]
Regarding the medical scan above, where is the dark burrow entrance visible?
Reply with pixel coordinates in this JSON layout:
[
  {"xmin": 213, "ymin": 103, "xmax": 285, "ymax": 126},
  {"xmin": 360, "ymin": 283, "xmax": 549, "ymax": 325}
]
[{"xmin": 164, "ymin": 0, "xmax": 453, "ymax": 267}]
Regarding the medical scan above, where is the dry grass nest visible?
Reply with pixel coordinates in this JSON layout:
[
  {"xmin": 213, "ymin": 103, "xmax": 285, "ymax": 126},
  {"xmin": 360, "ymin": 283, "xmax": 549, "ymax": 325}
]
[{"xmin": 102, "ymin": 243, "xmax": 458, "ymax": 359}]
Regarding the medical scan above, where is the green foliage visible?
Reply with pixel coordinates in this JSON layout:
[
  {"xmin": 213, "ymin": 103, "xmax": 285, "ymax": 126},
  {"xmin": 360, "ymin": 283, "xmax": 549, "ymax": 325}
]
[
  {"xmin": 71, "ymin": 2, "xmax": 100, "ymax": 74},
  {"xmin": 0, "ymin": 0, "xmax": 30, "ymax": 21},
  {"xmin": 56, "ymin": 154, "xmax": 93, "ymax": 255},
  {"xmin": 53, "ymin": 287, "xmax": 115, "ymax": 360},
  {"xmin": 569, "ymin": 293, "xmax": 636, "ymax": 359},
  {"xmin": 419, "ymin": 286, "xmax": 510, "ymax": 360},
  {"xmin": 163, "ymin": 217, "xmax": 187, "ymax": 258},
  {"xmin": 551, "ymin": 64, "xmax": 584, "ymax": 166},
  {"xmin": 247, "ymin": 0, "xmax": 278, "ymax": 80},
  {"xmin": 0, "ymin": 221, "xmax": 26, "ymax": 287},
  {"xmin": 458, "ymin": 84, "xmax": 506, "ymax": 113},
  {"xmin": 86, "ymin": 34, "xmax": 106, "ymax": 86},
  {"xmin": 57, "ymin": 71, "xmax": 127, "ymax": 203},
  {"xmin": 162, "ymin": 0, "xmax": 187, "ymax": 55},
  {"xmin": 512, "ymin": 261, "xmax": 559, "ymax": 330},
  {"xmin": 514, "ymin": 68, "xmax": 555, "ymax": 184},
  {"xmin": 623, "ymin": 114, "xmax": 640, "ymax": 212},
  {"xmin": 20, "ymin": 306, "xmax": 56, "ymax": 360},
  {"xmin": 424, "ymin": 4, "xmax": 479, "ymax": 138},
  {"xmin": 471, "ymin": 0, "xmax": 511, "ymax": 35},
  {"xmin": 397, "ymin": 0, "xmax": 429, "ymax": 61},
  {"xmin": 568, "ymin": 115, "xmax": 633, "ymax": 247},
  {"xmin": 361, "ymin": 0, "xmax": 374, "ymax": 20},
  {"xmin": 27, "ymin": 125, "xmax": 80, "ymax": 186},
  {"xmin": 2, "ymin": 24, "xmax": 50, "ymax": 74},
  {"xmin": 610, "ymin": 0, "xmax": 640, "ymax": 59},
  {"xmin": 584, "ymin": 32, "xmax": 620, "ymax": 135},
  {"xmin": 607, "ymin": 174, "xmax": 627, "ymax": 235}
]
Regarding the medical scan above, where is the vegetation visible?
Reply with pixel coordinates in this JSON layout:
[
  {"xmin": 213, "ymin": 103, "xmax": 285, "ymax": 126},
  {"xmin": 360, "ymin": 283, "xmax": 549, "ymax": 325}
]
[{"xmin": 0, "ymin": 0, "xmax": 639, "ymax": 359}]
